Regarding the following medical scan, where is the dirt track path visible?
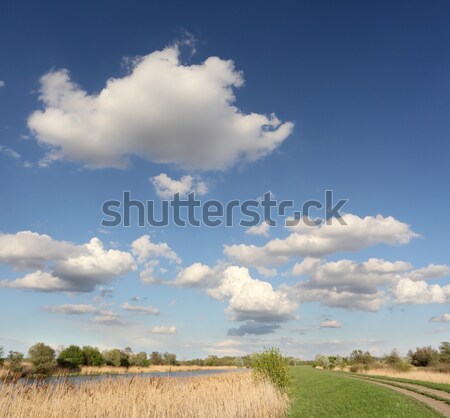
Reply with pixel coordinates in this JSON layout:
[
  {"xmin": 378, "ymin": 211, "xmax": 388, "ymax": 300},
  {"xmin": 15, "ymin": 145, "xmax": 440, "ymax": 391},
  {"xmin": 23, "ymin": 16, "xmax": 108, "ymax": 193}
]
[
  {"xmin": 350, "ymin": 374, "xmax": 450, "ymax": 402},
  {"xmin": 340, "ymin": 374, "xmax": 450, "ymax": 417}
]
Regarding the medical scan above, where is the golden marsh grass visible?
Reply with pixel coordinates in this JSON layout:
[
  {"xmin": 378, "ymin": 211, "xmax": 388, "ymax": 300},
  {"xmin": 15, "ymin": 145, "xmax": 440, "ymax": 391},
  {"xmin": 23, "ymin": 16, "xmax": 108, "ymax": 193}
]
[
  {"xmin": 360, "ymin": 368, "xmax": 450, "ymax": 384},
  {"xmin": 0, "ymin": 372, "xmax": 290, "ymax": 418}
]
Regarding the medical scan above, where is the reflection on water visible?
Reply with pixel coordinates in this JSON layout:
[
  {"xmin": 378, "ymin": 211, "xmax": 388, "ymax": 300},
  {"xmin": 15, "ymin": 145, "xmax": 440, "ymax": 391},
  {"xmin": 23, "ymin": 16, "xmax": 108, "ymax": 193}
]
[{"xmin": 18, "ymin": 368, "xmax": 247, "ymax": 386}]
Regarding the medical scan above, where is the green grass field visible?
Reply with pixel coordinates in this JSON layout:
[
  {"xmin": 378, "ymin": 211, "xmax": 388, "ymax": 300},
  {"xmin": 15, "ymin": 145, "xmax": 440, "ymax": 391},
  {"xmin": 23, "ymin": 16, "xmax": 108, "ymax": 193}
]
[{"xmin": 288, "ymin": 367, "xmax": 443, "ymax": 418}]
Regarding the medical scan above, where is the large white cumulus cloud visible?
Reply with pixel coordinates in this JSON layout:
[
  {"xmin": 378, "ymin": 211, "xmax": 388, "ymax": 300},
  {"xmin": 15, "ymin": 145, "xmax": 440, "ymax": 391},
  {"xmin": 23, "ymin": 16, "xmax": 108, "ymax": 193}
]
[
  {"xmin": 28, "ymin": 46, "xmax": 293, "ymax": 170},
  {"xmin": 225, "ymin": 214, "xmax": 419, "ymax": 266},
  {"xmin": 0, "ymin": 232, "xmax": 176, "ymax": 293},
  {"xmin": 0, "ymin": 233, "xmax": 136, "ymax": 292},
  {"xmin": 206, "ymin": 266, "xmax": 298, "ymax": 322}
]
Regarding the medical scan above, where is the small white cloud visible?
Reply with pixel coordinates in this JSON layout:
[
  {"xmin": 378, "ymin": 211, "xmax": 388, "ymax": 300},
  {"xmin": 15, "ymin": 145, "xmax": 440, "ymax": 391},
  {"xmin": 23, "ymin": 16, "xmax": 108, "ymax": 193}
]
[
  {"xmin": 150, "ymin": 325, "xmax": 176, "ymax": 334},
  {"xmin": 204, "ymin": 341, "xmax": 246, "ymax": 355},
  {"xmin": 151, "ymin": 173, "xmax": 208, "ymax": 198},
  {"xmin": 0, "ymin": 80, "xmax": 5, "ymax": 88},
  {"xmin": 245, "ymin": 221, "xmax": 270, "ymax": 237},
  {"xmin": 0, "ymin": 145, "xmax": 20, "ymax": 159},
  {"xmin": 121, "ymin": 302, "xmax": 160, "ymax": 315},
  {"xmin": 320, "ymin": 320, "xmax": 342, "ymax": 328},
  {"xmin": 45, "ymin": 303, "xmax": 113, "ymax": 316},
  {"xmin": 429, "ymin": 313, "xmax": 450, "ymax": 323},
  {"xmin": 174, "ymin": 262, "xmax": 213, "ymax": 287},
  {"xmin": 94, "ymin": 314, "xmax": 126, "ymax": 326},
  {"xmin": 131, "ymin": 235, "xmax": 180, "ymax": 264}
]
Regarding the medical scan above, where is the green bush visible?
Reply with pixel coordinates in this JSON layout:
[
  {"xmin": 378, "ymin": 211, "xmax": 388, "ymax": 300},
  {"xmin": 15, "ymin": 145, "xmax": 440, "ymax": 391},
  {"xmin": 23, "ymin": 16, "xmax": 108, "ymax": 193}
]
[
  {"xmin": 130, "ymin": 352, "xmax": 149, "ymax": 367},
  {"xmin": 314, "ymin": 354, "xmax": 330, "ymax": 369},
  {"xmin": 82, "ymin": 346, "xmax": 105, "ymax": 366},
  {"xmin": 408, "ymin": 346, "xmax": 439, "ymax": 367},
  {"xmin": 251, "ymin": 348, "xmax": 289, "ymax": 391},
  {"xmin": 28, "ymin": 343, "xmax": 56, "ymax": 376},
  {"xmin": 7, "ymin": 351, "xmax": 24, "ymax": 373},
  {"xmin": 57, "ymin": 345, "xmax": 85, "ymax": 368},
  {"xmin": 103, "ymin": 349, "xmax": 130, "ymax": 367},
  {"xmin": 349, "ymin": 349, "xmax": 374, "ymax": 365},
  {"xmin": 439, "ymin": 342, "xmax": 450, "ymax": 363}
]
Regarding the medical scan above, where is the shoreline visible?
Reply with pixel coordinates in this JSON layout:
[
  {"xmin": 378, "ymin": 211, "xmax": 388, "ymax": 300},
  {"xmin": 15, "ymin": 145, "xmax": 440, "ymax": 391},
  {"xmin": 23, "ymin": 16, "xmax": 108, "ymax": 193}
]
[{"xmin": 0, "ymin": 364, "xmax": 242, "ymax": 380}]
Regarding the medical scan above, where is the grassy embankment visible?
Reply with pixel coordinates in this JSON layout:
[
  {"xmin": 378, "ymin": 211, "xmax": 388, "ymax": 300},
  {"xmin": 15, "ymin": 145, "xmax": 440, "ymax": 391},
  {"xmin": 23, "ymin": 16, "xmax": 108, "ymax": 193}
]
[
  {"xmin": 0, "ymin": 372, "xmax": 289, "ymax": 418},
  {"xmin": 288, "ymin": 366, "xmax": 443, "ymax": 418}
]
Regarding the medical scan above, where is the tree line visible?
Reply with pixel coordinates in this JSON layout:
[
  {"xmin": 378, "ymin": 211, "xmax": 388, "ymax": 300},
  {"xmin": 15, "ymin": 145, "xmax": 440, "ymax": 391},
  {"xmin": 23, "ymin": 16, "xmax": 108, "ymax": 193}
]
[
  {"xmin": 0, "ymin": 343, "xmax": 183, "ymax": 376},
  {"xmin": 0, "ymin": 343, "xmax": 259, "ymax": 377},
  {"xmin": 313, "ymin": 342, "xmax": 450, "ymax": 372}
]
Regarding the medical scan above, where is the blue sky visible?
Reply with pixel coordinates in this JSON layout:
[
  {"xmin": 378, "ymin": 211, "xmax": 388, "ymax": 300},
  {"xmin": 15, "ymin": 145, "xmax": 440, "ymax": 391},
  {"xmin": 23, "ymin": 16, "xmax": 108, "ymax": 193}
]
[{"xmin": 0, "ymin": 0, "xmax": 449, "ymax": 359}]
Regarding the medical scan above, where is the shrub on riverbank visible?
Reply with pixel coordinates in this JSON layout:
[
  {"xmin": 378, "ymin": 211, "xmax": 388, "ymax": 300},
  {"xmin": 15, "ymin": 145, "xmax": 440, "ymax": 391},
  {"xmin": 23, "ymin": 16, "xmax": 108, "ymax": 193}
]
[
  {"xmin": 28, "ymin": 343, "xmax": 56, "ymax": 376},
  {"xmin": 252, "ymin": 347, "xmax": 290, "ymax": 391}
]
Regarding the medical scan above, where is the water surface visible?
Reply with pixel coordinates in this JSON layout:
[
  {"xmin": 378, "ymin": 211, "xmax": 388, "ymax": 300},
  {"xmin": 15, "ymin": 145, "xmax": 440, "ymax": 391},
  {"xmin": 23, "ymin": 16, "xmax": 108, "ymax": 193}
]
[{"xmin": 18, "ymin": 368, "xmax": 247, "ymax": 385}]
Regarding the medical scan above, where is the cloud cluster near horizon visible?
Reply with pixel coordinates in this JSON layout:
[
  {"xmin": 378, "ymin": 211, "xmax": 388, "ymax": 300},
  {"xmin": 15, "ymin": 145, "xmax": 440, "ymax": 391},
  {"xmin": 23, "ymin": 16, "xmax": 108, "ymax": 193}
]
[{"xmin": 0, "ymin": 212, "xmax": 448, "ymax": 336}]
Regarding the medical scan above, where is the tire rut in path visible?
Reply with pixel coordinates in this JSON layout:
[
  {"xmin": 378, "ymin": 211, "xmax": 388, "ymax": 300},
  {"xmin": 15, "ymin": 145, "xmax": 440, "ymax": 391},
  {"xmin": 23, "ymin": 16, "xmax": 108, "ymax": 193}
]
[
  {"xmin": 340, "ymin": 374, "xmax": 450, "ymax": 418},
  {"xmin": 348, "ymin": 374, "xmax": 450, "ymax": 402}
]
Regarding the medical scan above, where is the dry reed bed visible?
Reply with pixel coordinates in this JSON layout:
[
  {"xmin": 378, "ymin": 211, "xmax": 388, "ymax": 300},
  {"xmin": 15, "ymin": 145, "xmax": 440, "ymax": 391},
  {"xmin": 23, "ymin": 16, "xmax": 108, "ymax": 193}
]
[
  {"xmin": 0, "ymin": 364, "xmax": 238, "ymax": 379},
  {"xmin": 77, "ymin": 364, "xmax": 237, "ymax": 375},
  {"xmin": 361, "ymin": 368, "xmax": 450, "ymax": 384},
  {"xmin": 0, "ymin": 372, "xmax": 290, "ymax": 418}
]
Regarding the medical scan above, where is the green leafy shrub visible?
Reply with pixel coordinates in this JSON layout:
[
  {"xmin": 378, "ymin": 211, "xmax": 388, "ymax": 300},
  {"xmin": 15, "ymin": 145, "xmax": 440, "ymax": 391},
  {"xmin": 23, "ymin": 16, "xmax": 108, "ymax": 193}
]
[
  {"xmin": 82, "ymin": 346, "xmax": 105, "ymax": 366},
  {"xmin": 349, "ymin": 349, "xmax": 374, "ymax": 365},
  {"xmin": 7, "ymin": 351, "xmax": 24, "ymax": 373},
  {"xmin": 251, "ymin": 348, "xmax": 289, "ymax": 391},
  {"xmin": 130, "ymin": 352, "xmax": 149, "ymax": 367},
  {"xmin": 57, "ymin": 345, "xmax": 85, "ymax": 368},
  {"xmin": 408, "ymin": 346, "xmax": 439, "ymax": 367},
  {"xmin": 28, "ymin": 343, "xmax": 56, "ymax": 376},
  {"xmin": 438, "ymin": 342, "xmax": 450, "ymax": 363},
  {"xmin": 103, "ymin": 349, "xmax": 130, "ymax": 367},
  {"xmin": 314, "ymin": 354, "xmax": 330, "ymax": 369}
]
